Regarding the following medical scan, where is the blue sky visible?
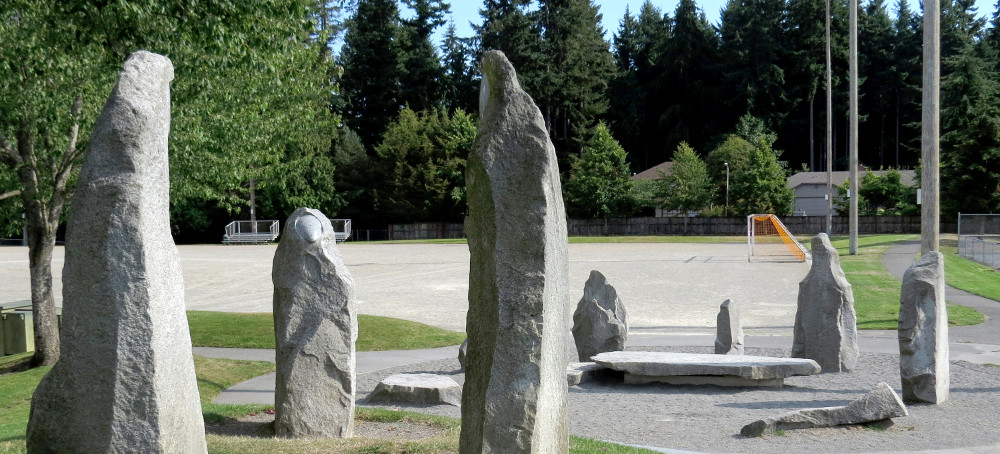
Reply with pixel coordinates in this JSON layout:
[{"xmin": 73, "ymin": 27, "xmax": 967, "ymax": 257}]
[{"xmin": 434, "ymin": 0, "xmax": 997, "ymax": 42}]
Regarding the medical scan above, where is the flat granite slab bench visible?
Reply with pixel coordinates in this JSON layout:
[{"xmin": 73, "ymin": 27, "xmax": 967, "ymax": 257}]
[{"xmin": 592, "ymin": 351, "xmax": 821, "ymax": 387}]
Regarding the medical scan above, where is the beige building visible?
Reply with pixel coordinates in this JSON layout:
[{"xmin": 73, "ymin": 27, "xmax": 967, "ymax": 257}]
[{"xmin": 787, "ymin": 170, "xmax": 916, "ymax": 216}]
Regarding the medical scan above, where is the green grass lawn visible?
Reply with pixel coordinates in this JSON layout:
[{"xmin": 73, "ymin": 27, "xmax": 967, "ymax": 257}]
[
  {"xmin": 0, "ymin": 357, "xmax": 656, "ymax": 454},
  {"xmin": 941, "ymin": 245, "xmax": 1000, "ymax": 302},
  {"xmin": 187, "ymin": 312, "xmax": 466, "ymax": 351},
  {"xmin": 823, "ymin": 235, "xmax": 984, "ymax": 330}
]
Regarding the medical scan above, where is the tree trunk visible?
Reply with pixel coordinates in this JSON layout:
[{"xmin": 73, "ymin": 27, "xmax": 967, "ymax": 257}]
[{"xmin": 26, "ymin": 219, "xmax": 61, "ymax": 367}]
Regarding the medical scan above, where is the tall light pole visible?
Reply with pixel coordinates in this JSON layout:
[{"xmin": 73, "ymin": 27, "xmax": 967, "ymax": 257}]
[
  {"xmin": 922, "ymin": 0, "xmax": 941, "ymax": 254},
  {"xmin": 825, "ymin": 0, "xmax": 833, "ymax": 235},
  {"xmin": 849, "ymin": 0, "xmax": 859, "ymax": 255},
  {"xmin": 725, "ymin": 162, "xmax": 730, "ymax": 217}
]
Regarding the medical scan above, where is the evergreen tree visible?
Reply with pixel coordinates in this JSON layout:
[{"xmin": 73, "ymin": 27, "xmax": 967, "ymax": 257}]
[
  {"xmin": 718, "ymin": 0, "xmax": 790, "ymax": 131},
  {"xmin": 941, "ymin": 0, "xmax": 986, "ymax": 60},
  {"xmin": 332, "ymin": 127, "xmax": 379, "ymax": 227},
  {"xmin": 375, "ymin": 107, "xmax": 475, "ymax": 222},
  {"xmin": 608, "ymin": 7, "xmax": 645, "ymax": 168},
  {"xmin": 706, "ymin": 115, "xmax": 793, "ymax": 216},
  {"xmin": 941, "ymin": 42, "xmax": 1000, "ymax": 216},
  {"xmin": 441, "ymin": 21, "xmax": 478, "ymax": 114},
  {"xmin": 399, "ymin": 0, "xmax": 449, "ymax": 113},
  {"xmin": 655, "ymin": 142, "xmax": 715, "ymax": 214},
  {"xmin": 888, "ymin": 0, "xmax": 922, "ymax": 166},
  {"xmin": 340, "ymin": 0, "xmax": 404, "ymax": 151},
  {"xmin": 634, "ymin": 1, "xmax": 672, "ymax": 169},
  {"xmin": 536, "ymin": 0, "xmax": 616, "ymax": 168},
  {"xmin": 784, "ymin": 0, "xmax": 841, "ymax": 171},
  {"xmin": 859, "ymin": 0, "xmax": 896, "ymax": 167},
  {"xmin": 476, "ymin": 0, "xmax": 544, "ymax": 96},
  {"xmin": 564, "ymin": 122, "xmax": 634, "ymax": 218},
  {"xmin": 660, "ymin": 0, "xmax": 720, "ymax": 154}
]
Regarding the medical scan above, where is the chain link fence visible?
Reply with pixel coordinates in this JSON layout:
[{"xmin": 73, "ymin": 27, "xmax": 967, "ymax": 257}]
[{"xmin": 958, "ymin": 213, "xmax": 1000, "ymax": 269}]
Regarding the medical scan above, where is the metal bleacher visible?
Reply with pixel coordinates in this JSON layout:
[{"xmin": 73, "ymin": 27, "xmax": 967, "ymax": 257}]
[
  {"xmin": 222, "ymin": 220, "xmax": 280, "ymax": 245},
  {"xmin": 222, "ymin": 218, "xmax": 352, "ymax": 244}
]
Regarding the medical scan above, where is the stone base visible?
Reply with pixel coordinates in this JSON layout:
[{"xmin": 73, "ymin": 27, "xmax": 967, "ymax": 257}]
[
  {"xmin": 624, "ymin": 373, "xmax": 784, "ymax": 387},
  {"xmin": 567, "ymin": 362, "xmax": 604, "ymax": 386},
  {"xmin": 367, "ymin": 373, "xmax": 462, "ymax": 406}
]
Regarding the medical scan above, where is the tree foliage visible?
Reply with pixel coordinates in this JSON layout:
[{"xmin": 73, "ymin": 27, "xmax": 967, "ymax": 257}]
[
  {"xmin": 834, "ymin": 169, "xmax": 918, "ymax": 215},
  {"xmin": 564, "ymin": 122, "xmax": 634, "ymax": 218},
  {"xmin": 706, "ymin": 116, "xmax": 793, "ymax": 216},
  {"xmin": 375, "ymin": 107, "xmax": 475, "ymax": 222},
  {"xmin": 655, "ymin": 143, "xmax": 714, "ymax": 214}
]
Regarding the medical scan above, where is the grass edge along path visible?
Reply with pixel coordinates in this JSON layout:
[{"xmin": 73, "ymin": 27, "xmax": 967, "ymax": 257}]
[
  {"xmin": 941, "ymin": 245, "xmax": 1000, "ymax": 302},
  {"xmin": 1, "ymin": 356, "xmax": 657, "ymax": 454},
  {"xmin": 187, "ymin": 312, "xmax": 466, "ymax": 351},
  {"xmin": 822, "ymin": 235, "xmax": 984, "ymax": 330}
]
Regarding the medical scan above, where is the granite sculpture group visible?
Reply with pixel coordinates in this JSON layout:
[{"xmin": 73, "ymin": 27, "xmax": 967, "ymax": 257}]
[{"xmin": 22, "ymin": 50, "xmax": 950, "ymax": 452}]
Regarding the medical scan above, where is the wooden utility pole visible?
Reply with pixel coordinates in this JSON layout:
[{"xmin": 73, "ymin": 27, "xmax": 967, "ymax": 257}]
[
  {"xmin": 921, "ymin": 0, "xmax": 941, "ymax": 254},
  {"xmin": 825, "ymin": 0, "xmax": 833, "ymax": 235},
  {"xmin": 849, "ymin": 0, "xmax": 859, "ymax": 255}
]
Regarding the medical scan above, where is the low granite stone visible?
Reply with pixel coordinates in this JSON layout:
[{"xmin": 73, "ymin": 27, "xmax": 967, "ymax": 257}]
[
  {"xmin": 567, "ymin": 362, "xmax": 603, "ymax": 386},
  {"xmin": 899, "ymin": 251, "xmax": 949, "ymax": 404},
  {"xmin": 793, "ymin": 233, "xmax": 859, "ymax": 373},
  {"xmin": 572, "ymin": 270, "xmax": 628, "ymax": 361},
  {"xmin": 715, "ymin": 299, "xmax": 744, "ymax": 355},
  {"xmin": 369, "ymin": 374, "xmax": 462, "ymax": 406},
  {"xmin": 592, "ymin": 351, "xmax": 820, "ymax": 382},
  {"xmin": 741, "ymin": 382, "xmax": 908, "ymax": 437}
]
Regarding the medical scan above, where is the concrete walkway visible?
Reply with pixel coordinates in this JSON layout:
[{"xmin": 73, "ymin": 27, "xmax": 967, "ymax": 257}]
[
  {"xmin": 205, "ymin": 332, "xmax": 1000, "ymax": 406},
  {"xmin": 196, "ymin": 345, "xmax": 460, "ymax": 405},
  {"xmin": 881, "ymin": 240, "xmax": 1000, "ymax": 345}
]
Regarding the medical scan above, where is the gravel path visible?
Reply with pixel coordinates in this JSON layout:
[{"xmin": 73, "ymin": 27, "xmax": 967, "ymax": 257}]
[{"xmin": 357, "ymin": 346, "xmax": 1000, "ymax": 454}]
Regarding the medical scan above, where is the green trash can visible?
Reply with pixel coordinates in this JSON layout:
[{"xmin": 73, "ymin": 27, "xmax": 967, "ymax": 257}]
[{"xmin": 2, "ymin": 311, "xmax": 34, "ymax": 355}]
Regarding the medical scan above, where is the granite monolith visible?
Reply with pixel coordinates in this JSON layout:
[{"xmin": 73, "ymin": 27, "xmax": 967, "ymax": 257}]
[
  {"xmin": 899, "ymin": 251, "xmax": 949, "ymax": 403},
  {"xmin": 793, "ymin": 233, "xmax": 859, "ymax": 372},
  {"xmin": 460, "ymin": 50, "xmax": 569, "ymax": 454},
  {"xmin": 715, "ymin": 299, "xmax": 744, "ymax": 355},
  {"xmin": 572, "ymin": 270, "xmax": 628, "ymax": 361},
  {"xmin": 26, "ymin": 51, "xmax": 207, "ymax": 454},
  {"xmin": 273, "ymin": 207, "xmax": 357, "ymax": 437}
]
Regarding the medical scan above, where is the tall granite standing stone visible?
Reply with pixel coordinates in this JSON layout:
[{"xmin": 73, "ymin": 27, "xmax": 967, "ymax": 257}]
[
  {"xmin": 26, "ymin": 51, "xmax": 207, "ymax": 454},
  {"xmin": 715, "ymin": 299, "xmax": 745, "ymax": 355},
  {"xmin": 461, "ymin": 50, "xmax": 569, "ymax": 454},
  {"xmin": 273, "ymin": 207, "xmax": 357, "ymax": 437},
  {"xmin": 792, "ymin": 233, "xmax": 859, "ymax": 372},
  {"xmin": 572, "ymin": 270, "xmax": 629, "ymax": 361},
  {"xmin": 899, "ymin": 251, "xmax": 949, "ymax": 403}
]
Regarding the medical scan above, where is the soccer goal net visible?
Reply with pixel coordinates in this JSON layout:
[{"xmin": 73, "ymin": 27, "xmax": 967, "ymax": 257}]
[{"xmin": 747, "ymin": 214, "xmax": 810, "ymax": 262}]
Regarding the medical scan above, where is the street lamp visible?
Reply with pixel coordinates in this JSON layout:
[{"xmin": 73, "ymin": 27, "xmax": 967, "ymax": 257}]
[{"xmin": 724, "ymin": 162, "xmax": 730, "ymax": 217}]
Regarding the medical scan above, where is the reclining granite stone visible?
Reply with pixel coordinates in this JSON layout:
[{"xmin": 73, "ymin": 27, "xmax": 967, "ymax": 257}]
[
  {"xmin": 460, "ymin": 50, "xmax": 570, "ymax": 453},
  {"xmin": 368, "ymin": 373, "xmax": 462, "ymax": 406},
  {"xmin": 26, "ymin": 51, "xmax": 207, "ymax": 454},
  {"xmin": 572, "ymin": 270, "xmax": 629, "ymax": 362},
  {"xmin": 273, "ymin": 207, "xmax": 357, "ymax": 438},
  {"xmin": 592, "ymin": 351, "xmax": 820, "ymax": 387},
  {"xmin": 741, "ymin": 382, "xmax": 908, "ymax": 437}
]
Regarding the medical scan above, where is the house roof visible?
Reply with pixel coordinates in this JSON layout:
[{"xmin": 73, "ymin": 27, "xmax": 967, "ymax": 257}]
[
  {"xmin": 632, "ymin": 161, "xmax": 673, "ymax": 181},
  {"xmin": 787, "ymin": 169, "xmax": 917, "ymax": 189}
]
